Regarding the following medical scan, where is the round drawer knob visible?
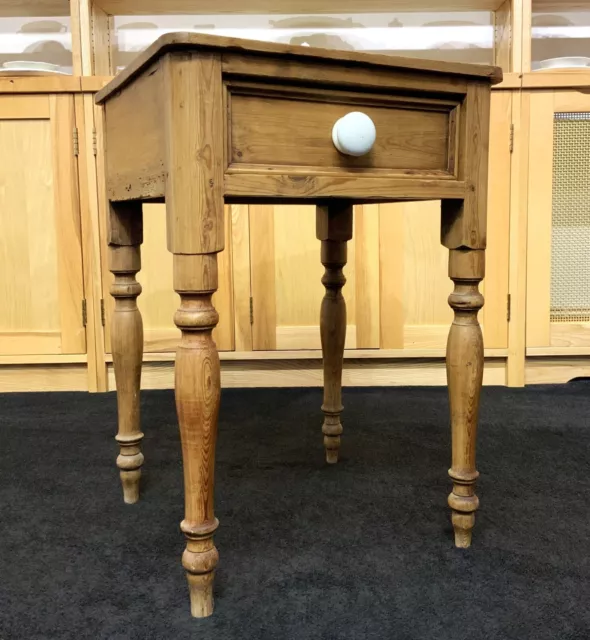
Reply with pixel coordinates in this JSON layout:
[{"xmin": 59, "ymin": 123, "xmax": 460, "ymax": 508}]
[{"xmin": 332, "ymin": 111, "xmax": 376, "ymax": 157}]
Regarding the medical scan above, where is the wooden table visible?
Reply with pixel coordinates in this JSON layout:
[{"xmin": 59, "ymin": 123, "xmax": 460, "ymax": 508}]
[{"xmin": 96, "ymin": 33, "xmax": 501, "ymax": 618}]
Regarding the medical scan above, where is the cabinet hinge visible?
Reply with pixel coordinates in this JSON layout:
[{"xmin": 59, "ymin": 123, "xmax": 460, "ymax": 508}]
[
  {"xmin": 82, "ymin": 299, "xmax": 87, "ymax": 327},
  {"xmin": 100, "ymin": 299, "xmax": 106, "ymax": 326},
  {"xmin": 507, "ymin": 293, "xmax": 512, "ymax": 322},
  {"xmin": 249, "ymin": 297, "xmax": 254, "ymax": 325},
  {"xmin": 73, "ymin": 127, "xmax": 79, "ymax": 156},
  {"xmin": 92, "ymin": 127, "xmax": 97, "ymax": 156},
  {"xmin": 509, "ymin": 123, "xmax": 514, "ymax": 153}
]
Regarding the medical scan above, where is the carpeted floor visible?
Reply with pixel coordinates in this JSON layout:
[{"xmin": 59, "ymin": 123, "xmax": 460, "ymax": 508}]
[{"xmin": 1, "ymin": 384, "xmax": 589, "ymax": 640}]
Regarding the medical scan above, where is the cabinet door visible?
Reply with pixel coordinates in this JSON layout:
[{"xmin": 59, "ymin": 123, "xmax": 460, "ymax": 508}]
[
  {"xmin": 0, "ymin": 95, "xmax": 85, "ymax": 356},
  {"xmin": 248, "ymin": 92, "xmax": 510, "ymax": 353},
  {"xmin": 102, "ymin": 204, "xmax": 234, "ymax": 354},
  {"xmin": 527, "ymin": 90, "xmax": 590, "ymax": 351}
]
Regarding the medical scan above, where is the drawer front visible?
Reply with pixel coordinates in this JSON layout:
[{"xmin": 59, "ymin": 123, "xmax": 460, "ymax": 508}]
[{"xmin": 227, "ymin": 84, "xmax": 459, "ymax": 176}]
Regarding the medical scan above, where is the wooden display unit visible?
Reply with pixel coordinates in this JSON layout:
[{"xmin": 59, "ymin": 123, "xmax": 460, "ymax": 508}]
[{"xmin": 1, "ymin": 0, "xmax": 590, "ymax": 391}]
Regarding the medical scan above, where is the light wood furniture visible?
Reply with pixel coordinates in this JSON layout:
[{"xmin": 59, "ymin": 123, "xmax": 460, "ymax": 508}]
[
  {"xmin": 4, "ymin": 0, "xmax": 590, "ymax": 392},
  {"xmin": 97, "ymin": 32, "xmax": 500, "ymax": 616}
]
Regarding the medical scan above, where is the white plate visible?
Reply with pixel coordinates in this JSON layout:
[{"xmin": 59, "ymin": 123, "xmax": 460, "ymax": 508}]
[
  {"xmin": 0, "ymin": 61, "xmax": 67, "ymax": 75},
  {"xmin": 536, "ymin": 56, "xmax": 590, "ymax": 70}
]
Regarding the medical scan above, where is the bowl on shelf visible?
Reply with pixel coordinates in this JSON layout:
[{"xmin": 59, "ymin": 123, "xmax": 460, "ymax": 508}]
[{"xmin": 536, "ymin": 57, "xmax": 590, "ymax": 70}]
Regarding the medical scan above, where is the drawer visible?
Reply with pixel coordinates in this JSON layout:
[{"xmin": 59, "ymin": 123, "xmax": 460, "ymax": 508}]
[{"xmin": 226, "ymin": 83, "xmax": 460, "ymax": 177}]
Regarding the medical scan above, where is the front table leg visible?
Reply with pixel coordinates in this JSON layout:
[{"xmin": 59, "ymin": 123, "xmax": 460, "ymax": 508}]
[
  {"xmin": 174, "ymin": 254, "xmax": 220, "ymax": 618},
  {"xmin": 446, "ymin": 248, "xmax": 485, "ymax": 548},
  {"xmin": 109, "ymin": 201, "xmax": 144, "ymax": 504},
  {"xmin": 316, "ymin": 203, "xmax": 353, "ymax": 464}
]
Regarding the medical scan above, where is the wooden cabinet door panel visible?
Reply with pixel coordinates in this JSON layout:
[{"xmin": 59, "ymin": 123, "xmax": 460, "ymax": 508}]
[
  {"xmin": 527, "ymin": 91, "xmax": 590, "ymax": 352},
  {"xmin": 0, "ymin": 95, "xmax": 85, "ymax": 356}
]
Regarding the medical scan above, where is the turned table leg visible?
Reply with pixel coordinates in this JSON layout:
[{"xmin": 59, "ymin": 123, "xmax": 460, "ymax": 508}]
[
  {"xmin": 163, "ymin": 51, "xmax": 225, "ymax": 617},
  {"xmin": 316, "ymin": 202, "xmax": 353, "ymax": 464},
  {"xmin": 108, "ymin": 201, "xmax": 144, "ymax": 505},
  {"xmin": 174, "ymin": 255, "xmax": 220, "ymax": 617},
  {"xmin": 445, "ymin": 248, "xmax": 485, "ymax": 548}
]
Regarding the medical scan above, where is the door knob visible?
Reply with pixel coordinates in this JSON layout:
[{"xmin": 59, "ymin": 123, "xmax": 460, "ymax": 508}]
[{"xmin": 332, "ymin": 111, "xmax": 376, "ymax": 157}]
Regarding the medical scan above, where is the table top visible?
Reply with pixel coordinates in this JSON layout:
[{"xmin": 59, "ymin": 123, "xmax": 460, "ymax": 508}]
[{"xmin": 96, "ymin": 32, "xmax": 502, "ymax": 104}]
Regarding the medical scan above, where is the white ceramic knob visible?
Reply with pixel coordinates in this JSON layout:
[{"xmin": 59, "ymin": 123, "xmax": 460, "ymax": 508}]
[{"xmin": 332, "ymin": 112, "xmax": 376, "ymax": 157}]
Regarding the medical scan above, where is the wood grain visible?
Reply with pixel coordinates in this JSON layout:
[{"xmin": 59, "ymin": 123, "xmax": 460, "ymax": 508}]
[
  {"xmin": 446, "ymin": 248, "xmax": 485, "ymax": 548},
  {"xmin": 493, "ymin": 0, "xmax": 512, "ymax": 72},
  {"xmin": 525, "ymin": 91, "xmax": 553, "ymax": 348},
  {"xmin": 379, "ymin": 203, "xmax": 405, "ymax": 349},
  {"xmin": 354, "ymin": 205, "xmax": 380, "ymax": 349},
  {"xmin": 225, "ymin": 174, "xmax": 467, "ymax": 202},
  {"xmin": 95, "ymin": 0, "xmax": 503, "ymax": 17},
  {"xmin": 231, "ymin": 205, "xmax": 253, "ymax": 351},
  {"xmin": 507, "ymin": 91, "xmax": 530, "ymax": 386},
  {"xmin": 104, "ymin": 60, "xmax": 165, "ymax": 201},
  {"xmin": 51, "ymin": 95, "xmax": 86, "ymax": 355},
  {"xmin": 108, "ymin": 358, "xmax": 507, "ymax": 391},
  {"xmin": 483, "ymin": 90, "xmax": 510, "ymax": 349},
  {"xmin": 317, "ymin": 202, "xmax": 353, "ymax": 464},
  {"xmin": 229, "ymin": 92, "xmax": 451, "ymax": 172},
  {"xmin": 78, "ymin": 96, "xmax": 108, "ymax": 391},
  {"xmin": 109, "ymin": 226, "xmax": 144, "ymax": 505},
  {"xmin": 163, "ymin": 52, "xmax": 224, "ymax": 254},
  {"xmin": 442, "ymin": 84, "xmax": 491, "ymax": 250},
  {"xmin": 249, "ymin": 205, "xmax": 276, "ymax": 350},
  {"xmin": 223, "ymin": 53, "xmax": 472, "ymax": 96},
  {"xmin": 173, "ymin": 255, "xmax": 221, "ymax": 619},
  {"xmin": 0, "ymin": 95, "xmax": 49, "ymax": 119},
  {"xmin": 95, "ymin": 32, "xmax": 502, "ymax": 104},
  {"xmin": 0, "ymin": 364, "xmax": 88, "ymax": 392}
]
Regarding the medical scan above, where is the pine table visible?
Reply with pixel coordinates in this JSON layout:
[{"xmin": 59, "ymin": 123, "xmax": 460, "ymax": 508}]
[{"xmin": 96, "ymin": 33, "xmax": 502, "ymax": 618}]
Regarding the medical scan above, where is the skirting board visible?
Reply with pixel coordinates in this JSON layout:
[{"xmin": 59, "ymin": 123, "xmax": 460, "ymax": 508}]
[
  {"xmin": 0, "ymin": 364, "xmax": 89, "ymax": 392},
  {"xmin": 107, "ymin": 358, "xmax": 508, "ymax": 390},
  {"xmin": 7, "ymin": 357, "xmax": 589, "ymax": 393},
  {"xmin": 525, "ymin": 357, "xmax": 590, "ymax": 385}
]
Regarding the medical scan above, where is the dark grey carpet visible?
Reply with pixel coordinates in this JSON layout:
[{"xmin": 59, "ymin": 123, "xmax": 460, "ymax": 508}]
[{"xmin": 1, "ymin": 384, "xmax": 589, "ymax": 640}]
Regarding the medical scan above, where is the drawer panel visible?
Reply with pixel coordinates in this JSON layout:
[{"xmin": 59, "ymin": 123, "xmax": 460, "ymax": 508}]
[{"xmin": 227, "ymin": 85, "xmax": 458, "ymax": 175}]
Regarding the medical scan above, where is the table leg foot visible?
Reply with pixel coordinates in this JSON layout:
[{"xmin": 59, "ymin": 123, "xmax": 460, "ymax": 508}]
[
  {"xmin": 182, "ymin": 524, "xmax": 219, "ymax": 618},
  {"xmin": 118, "ymin": 466, "xmax": 142, "ymax": 505},
  {"xmin": 322, "ymin": 413, "xmax": 342, "ymax": 464}
]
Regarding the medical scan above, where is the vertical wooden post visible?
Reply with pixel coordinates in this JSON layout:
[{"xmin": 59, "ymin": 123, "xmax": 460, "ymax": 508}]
[
  {"xmin": 174, "ymin": 255, "xmax": 221, "ymax": 619},
  {"xmin": 108, "ymin": 201, "xmax": 144, "ymax": 504},
  {"xmin": 163, "ymin": 51, "xmax": 224, "ymax": 618},
  {"xmin": 446, "ymin": 248, "xmax": 485, "ymax": 548},
  {"xmin": 441, "ymin": 83, "xmax": 490, "ymax": 547},
  {"xmin": 316, "ymin": 202, "xmax": 353, "ymax": 464}
]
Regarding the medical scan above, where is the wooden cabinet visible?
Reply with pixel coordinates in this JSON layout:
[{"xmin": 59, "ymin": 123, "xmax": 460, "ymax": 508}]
[
  {"xmin": 6, "ymin": 1, "xmax": 588, "ymax": 391},
  {"xmin": 0, "ymin": 94, "xmax": 85, "ymax": 356},
  {"xmin": 526, "ymin": 90, "xmax": 590, "ymax": 353}
]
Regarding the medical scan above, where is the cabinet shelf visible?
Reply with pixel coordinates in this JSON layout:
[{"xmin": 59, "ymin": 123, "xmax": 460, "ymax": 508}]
[
  {"xmin": 94, "ymin": 0, "xmax": 504, "ymax": 16},
  {"xmin": 0, "ymin": 0, "xmax": 69, "ymax": 17},
  {"xmin": 522, "ymin": 70, "xmax": 590, "ymax": 88},
  {"xmin": 533, "ymin": 1, "xmax": 590, "ymax": 10}
]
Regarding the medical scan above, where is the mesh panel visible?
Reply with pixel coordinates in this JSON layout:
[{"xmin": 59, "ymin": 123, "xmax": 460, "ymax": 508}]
[{"xmin": 551, "ymin": 113, "xmax": 590, "ymax": 323}]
